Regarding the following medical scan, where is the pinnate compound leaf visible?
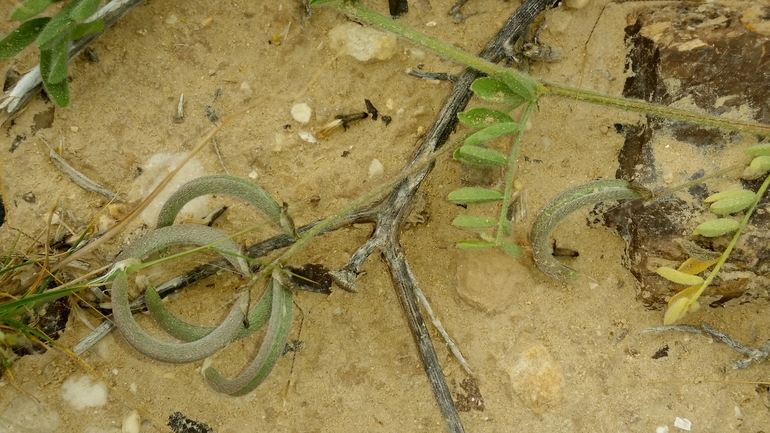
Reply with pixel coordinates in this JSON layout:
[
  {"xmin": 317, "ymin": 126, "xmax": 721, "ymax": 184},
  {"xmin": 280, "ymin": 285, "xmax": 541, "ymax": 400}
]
[
  {"xmin": 69, "ymin": 0, "xmax": 101, "ymax": 21},
  {"xmin": 0, "ymin": 18, "xmax": 51, "ymax": 58},
  {"xmin": 470, "ymin": 77, "xmax": 526, "ymax": 107},
  {"xmin": 456, "ymin": 240, "xmax": 495, "ymax": 250},
  {"xmin": 465, "ymin": 122, "xmax": 519, "ymax": 147},
  {"xmin": 455, "ymin": 145, "xmax": 507, "ymax": 167},
  {"xmin": 448, "ymin": 187, "xmax": 503, "ymax": 205},
  {"xmin": 10, "ymin": 0, "xmax": 54, "ymax": 21},
  {"xmin": 71, "ymin": 19, "xmax": 103, "ymax": 40},
  {"xmin": 451, "ymin": 215, "xmax": 497, "ymax": 228},
  {"xmin": 500, "ymin": 241, "xmax": 523, "ymax": 258},
  {"xmin": 457, "ymin": 107, "xmax": 513, "ymax": 129}
]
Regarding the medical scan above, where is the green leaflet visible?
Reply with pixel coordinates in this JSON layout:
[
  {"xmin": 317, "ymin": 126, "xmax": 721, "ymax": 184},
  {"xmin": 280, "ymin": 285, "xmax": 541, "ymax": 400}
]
[
  {"xmin": 71, "ymin": 19, "xmax": 103, "ymax": 40},
  {"xmin": 454, "ymin": 145, "xmax": 507, "ymax": 166},
  {"xmin": 745, "ymin": 143, "xmax": 770, "ymax": 157},
  {"xmin": 499, "ymin": 241, "xmax": 522, "ymax": 258},
  {"xmin": 35, "ymin": 1, "xmax": 79, "ymax": 49},
  {"xmin": 750, "ymin": 155, "xmax": 770, "ymax": 174},
  {"xmin": 708, "ymin": 191, "xmax": 755, "ymax": 215},
  {"xmin": 693, "ymin": 218, "xmax": 740, "ymax": 237},
  {"xmin": 69, "ymin": 0, "xmax": 101, "ymax": 21},
  {"xmin": 457, "ymin": 107, "xmax": 514, "ymax": 129},
  {"xmin": 10, "ymin": 0, "xmax": 55, "ymax": 21},
  {"xmin": 456, "ymin": 240, "xmax": 495, "ymax": 250},
  {"xmin": 447, "ymin": 187, "xmax": 503, "ymax": 205},
  {"xmin": 0, "ymin": 18, "xmax": 51, "ymax": 58},
  {"xmin": 470, "ymin": 77, "xmax": 526, "ymax": 107},
  {"xmin": 464, "ymin": 122, "xmax": 519, "ymax": 147}
]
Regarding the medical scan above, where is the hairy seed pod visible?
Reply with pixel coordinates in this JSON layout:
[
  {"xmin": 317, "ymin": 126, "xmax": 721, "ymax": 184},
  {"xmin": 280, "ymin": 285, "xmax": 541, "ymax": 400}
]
[{"xmin": 693, "ymin": 218, "xmax": 740, "ymax": 237}]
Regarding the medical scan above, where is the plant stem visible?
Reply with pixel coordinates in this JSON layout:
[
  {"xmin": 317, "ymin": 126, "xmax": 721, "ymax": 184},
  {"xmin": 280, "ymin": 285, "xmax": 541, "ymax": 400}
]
[
  {"xmin": 318, "ymin": 0, "xmax": 770, "ymax": 138},
  {"xmin": 496, "ymin": 102, "xmax": 535, "ymax": 244},
  {"xmin": 689, "ymin": 172, "xmax": 770, "ymax": 306}
]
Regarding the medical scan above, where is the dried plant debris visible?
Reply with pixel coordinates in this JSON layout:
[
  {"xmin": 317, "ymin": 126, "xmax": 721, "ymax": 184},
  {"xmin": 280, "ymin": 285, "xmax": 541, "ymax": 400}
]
[
  {"xmin": 286, "ymin": 263, "xmax": 333, "ymax": 294},
  {"xmin": 167, "ymin": 412, "xmax": 213, "ymax": 433},
  {"xmin": 454, "ymin": 377, "xmax": 485, "ymax": 412}
]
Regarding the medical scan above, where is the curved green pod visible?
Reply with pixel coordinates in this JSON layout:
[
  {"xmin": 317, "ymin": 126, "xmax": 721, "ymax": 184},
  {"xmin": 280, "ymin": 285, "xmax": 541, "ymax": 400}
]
[{"xmin": 530, "ymin": 179, "xmax": 650, "ymax": 280}]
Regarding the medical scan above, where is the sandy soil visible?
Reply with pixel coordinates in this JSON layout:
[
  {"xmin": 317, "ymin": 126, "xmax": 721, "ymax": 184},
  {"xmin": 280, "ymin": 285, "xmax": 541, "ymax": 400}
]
[{"xmin": 1, "ymin": 0, "xmax": 769, "ymax": 432}]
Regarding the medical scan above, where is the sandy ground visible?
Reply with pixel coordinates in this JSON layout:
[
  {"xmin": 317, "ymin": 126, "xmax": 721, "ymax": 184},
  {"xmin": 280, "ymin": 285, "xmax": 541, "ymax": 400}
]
[{"xmin": 1, "ymin": 0, "xmax": 770, "ymax": 432}]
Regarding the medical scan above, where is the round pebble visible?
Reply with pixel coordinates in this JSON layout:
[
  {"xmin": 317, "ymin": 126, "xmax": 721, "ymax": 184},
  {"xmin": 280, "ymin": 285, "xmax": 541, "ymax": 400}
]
[{"xmin": 291, "ymin": 103, "xmax": 312, "ymax": 124}]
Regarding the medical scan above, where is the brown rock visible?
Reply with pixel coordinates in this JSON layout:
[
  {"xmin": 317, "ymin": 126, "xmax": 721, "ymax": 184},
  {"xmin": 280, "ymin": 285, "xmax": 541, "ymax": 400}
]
[{"xmin": 506, "ymin": 344, "xmax": 564, "ymax": 414}]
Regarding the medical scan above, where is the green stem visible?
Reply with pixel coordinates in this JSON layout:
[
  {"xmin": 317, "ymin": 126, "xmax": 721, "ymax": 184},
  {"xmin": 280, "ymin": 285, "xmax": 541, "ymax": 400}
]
[
  {"xmin": 496, "ymin": 102, "xmax": 535, "ymax": 244},
  {"xmin": 688, "ymin": 172, "xmax": 770, "ymax": 305},
  {"xmin": 316, "ymin": 0, "xmax": 770, "ymax": 138}
]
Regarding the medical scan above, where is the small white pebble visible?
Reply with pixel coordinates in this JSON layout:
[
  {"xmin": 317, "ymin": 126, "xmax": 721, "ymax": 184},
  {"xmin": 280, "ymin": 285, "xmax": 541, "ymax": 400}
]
[
  {"xmin": 129, "ymin": 383, "xmax": 137, "ymax": 393},
  {"xmin": 112, "ymin": 369, "xmax": 119, "ymax": 375},
  {"xmin": 588, "ymin": 282, "xmax": 599, "ymax": 290},
  {"xmin": 656, "ymin": 427, "xmax": 669, "ymax": 433},
  {"xmin": 248, "ymin": 170, "xmax": 258, "ymax": 180},
  {"xmin": 734, "ymin": 405, "xmax": 743, "ymax": 419},
  {"xmin": 70, "ymin": 126, "xmax": 79, "ymax": 132},
  {"xmin": 298, "ymin": 131, "xmax": 317, "ymax": 143},
  {"xmin": 673, "ymin": 417, "xmax": 691, "ymax": 431},
  {"xmin": 165, "ymin": 14, "xmax": 178, "ymax": 25},
  {"xmin": 425, "ymin": 21, "xmax": 437, "ymax": 27},
  {"xmin": 291, "ymin": 103, "xmax": 312, "ymax": 124},
  {"xmin": 201, "ymin": 17, "xmax": 213, "ymax": 27},
  {"xmin": 368, "ymin": 159, "xmax": 384, "ymax": 178},
  {"xmin": 122, "ymin": 409, "xmax": 141, "ymax": 433},
  {"xmin": 541, "ymin": 136, "xmax": 553, "ymax": 150},
  {"xmin": 240, "ymin": 82, "xmax": 253, "ymax": 98}
]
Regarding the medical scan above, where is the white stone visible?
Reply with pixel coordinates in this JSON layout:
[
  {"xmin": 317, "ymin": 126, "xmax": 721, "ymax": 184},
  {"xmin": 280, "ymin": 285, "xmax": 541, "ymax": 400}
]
[
  {"xmin": 298, "ymin": 131, "xmax": 317, "ymax": 143},
  {"xmin": 240, "ymin": 82, "xmax": 253, "ymax": 98},
  {"xmin": 122, "ymin": 410, "xmax": 141, "ymax": 433},
  {"xmin": 291, "ymin": 103, "xmax": 312, "ymax": 124},
  {"xmin": 165, "ymin": 14, "xmax": 178, "ymax": 25},
  {"xmin": 62, "ymin": 375, "xmax": 108, "ymax": 410},
  {"xmin": 368, "ymin": 159, "xmax": 384, "ymax": 178},
  {"xmin": 673, "ymin": 417, "xmax": 692, "ymax": 431},
  {"xmin": 328, "ymin": 22, "xmax": 397, "ymax": 62},
  {"xmin": 1, "ymin": 396, "xmax": 60, "ymax": 432}
]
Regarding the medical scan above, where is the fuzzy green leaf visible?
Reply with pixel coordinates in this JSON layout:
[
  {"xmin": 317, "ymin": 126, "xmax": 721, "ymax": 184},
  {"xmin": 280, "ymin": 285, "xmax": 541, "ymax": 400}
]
[
  {"xmin": 693, "ymin": 218, "xmax": 740, "ymax": 237},
  {"xmin": 0, "ymin": 17, "xmax": 51, "ymax": 58},
  {"xmin": 10, "ymin": 0, "xmax": 54, "ymax": 21},
  {"xmin": 35, "ymin": 1, "xmax": 78, "ymax": 49},
  {"xmin": 456, "ymin": 240, "xmax": 495, "ymax": 250},
  {"xmin": 470, "ymin": 77, "xmax": 526, "ymax": 107},
  {"xmin": 40, "ymin": 40, "xmax": 69, "ymax": 84},
  {"xmin": 465, "ymin": 122, "xmax": 520, "ymax": 147},
  {"xmin": 457, "ymin": 108, "xmax": 514, "ymax": 129},
  {"xmin": 750, "ymin": 155, "xmax": 770, "ymax": 174},
  {"xmin": 498, "ymin": 73, "xmax": 537, "ymax": 104},
  {"xmin": 500, "ymin": 241, "xmax": 523, "ymax": 258},
  {"xmin": 40, "ymin": 46, "xmax": 70, "ymax": 106},
  {"xmin": 709, "ymin": 191, "xmax": 755, "ymax": 215},
  {"xmin": 69, "ymin": 0, "xmax": 101, "ymax": 20},
  {"xmin": 745, "ymin": 143, "xmax": 770, "ymax": 157},
  {"xmin": 71, "ymin": 19, "xmax": 103, "ymax": 40},
  {"xmin": 455, "ymin": 145, "xmax": 508, "ymax": 167},
  {"xmin": 704, "ymin": 189, "xmax": 754, "ymax": 204},
  {"xmin": 448, "ymin": 187, "xmax": 504, "ymax": 205},
  {"xmin": 451, "ymin": 215, "xmax": 498, "ymax": 228}
]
